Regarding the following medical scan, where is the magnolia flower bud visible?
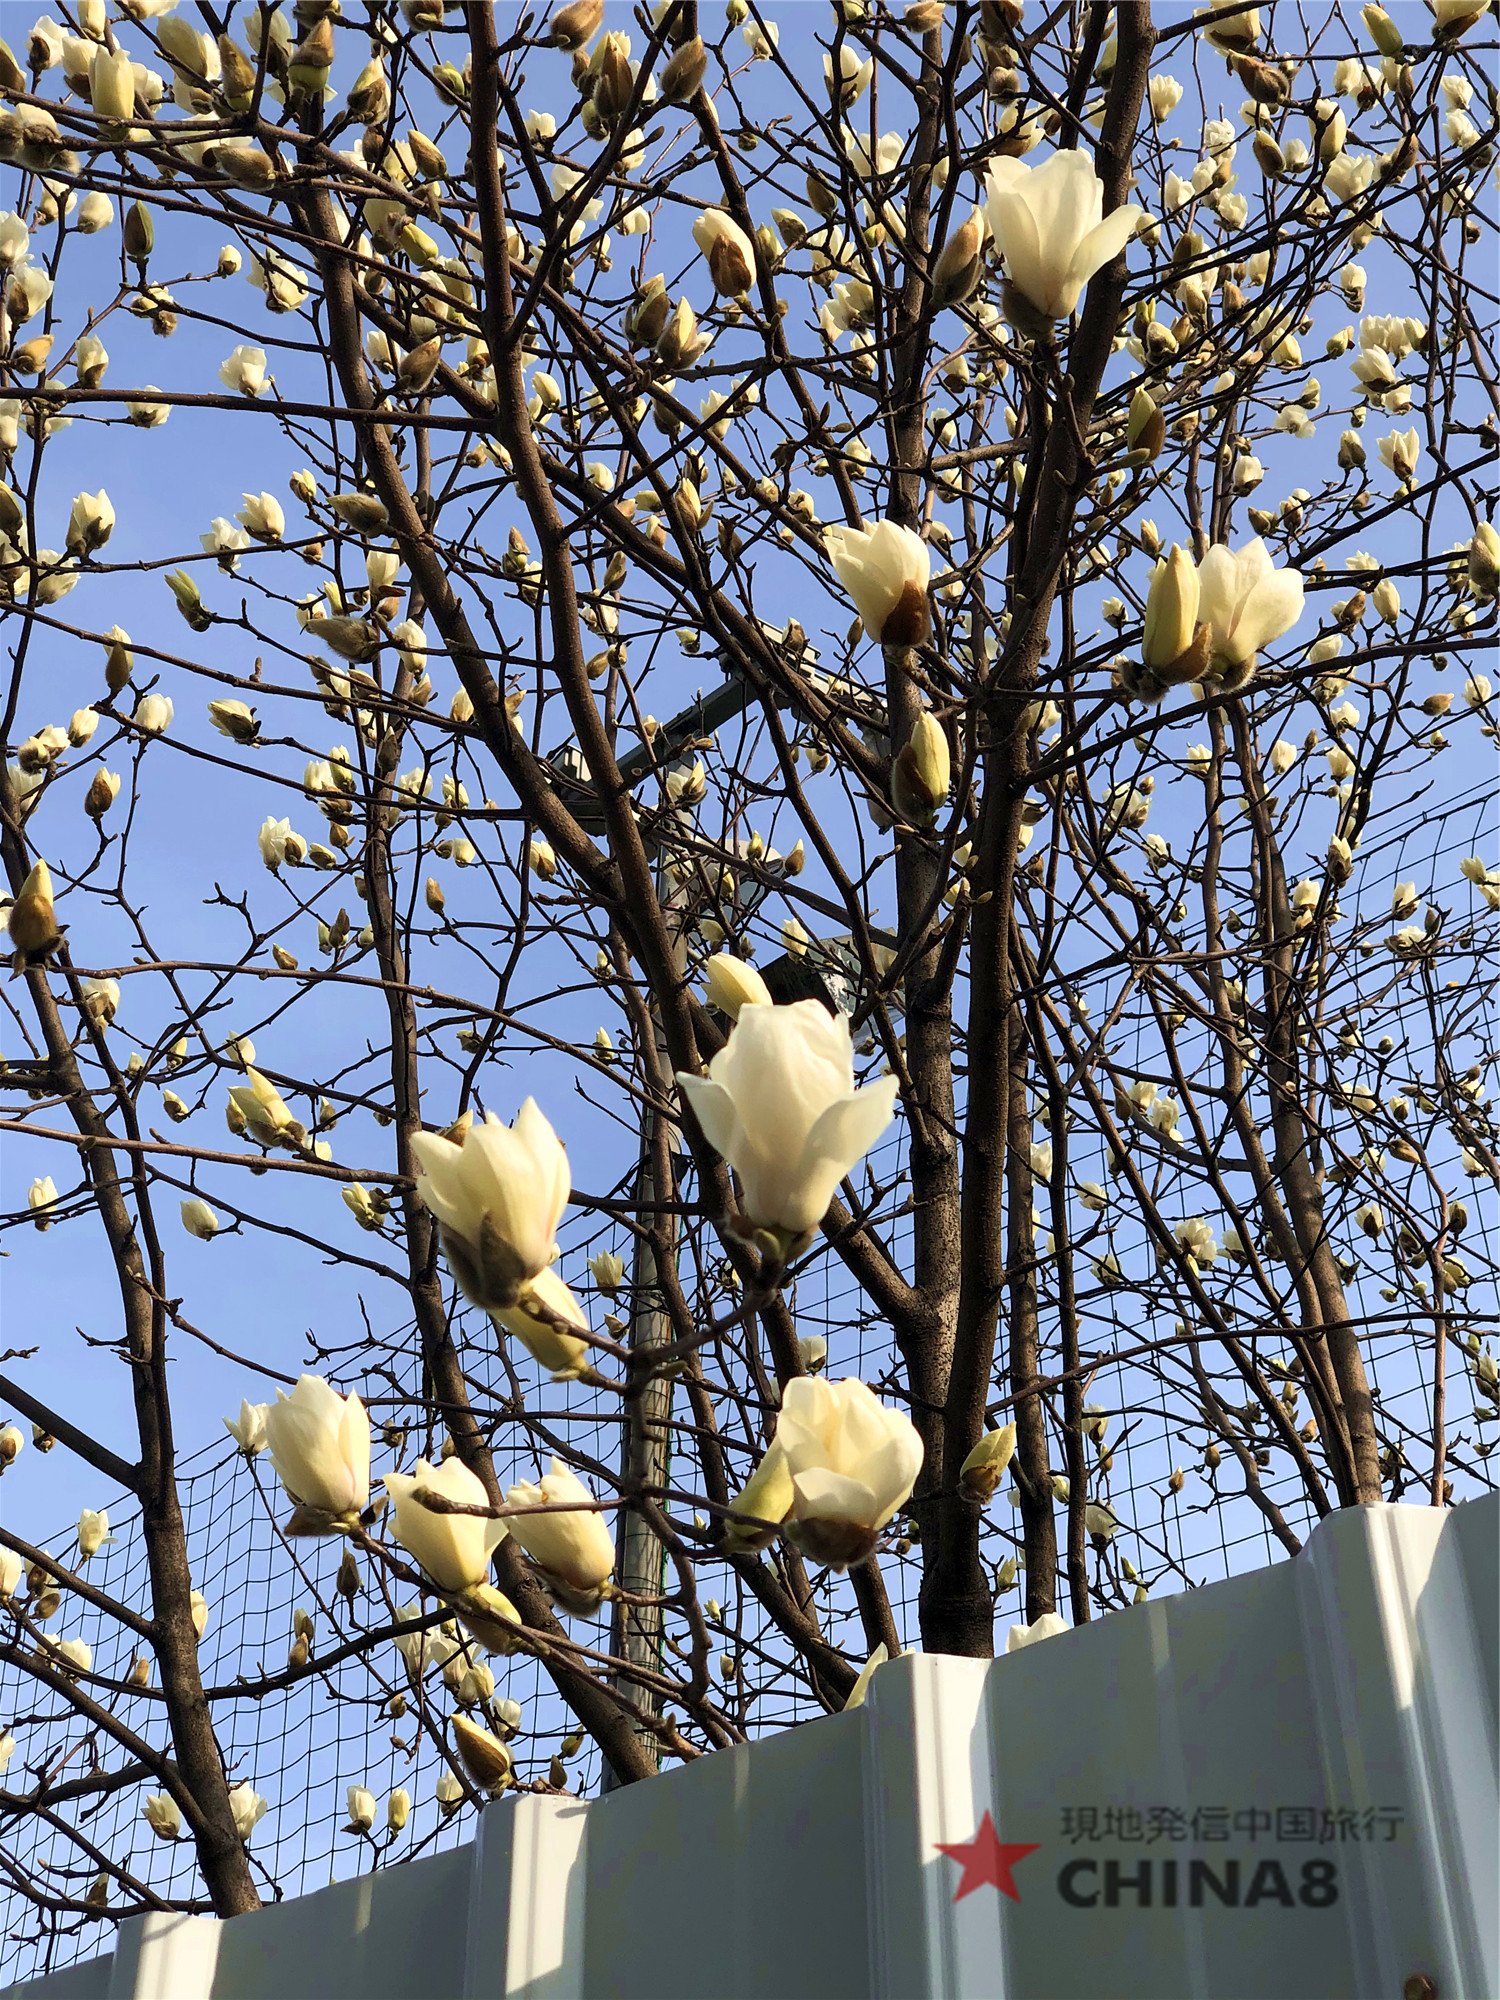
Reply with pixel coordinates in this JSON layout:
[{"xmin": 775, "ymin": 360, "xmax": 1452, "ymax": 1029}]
[
  {"xmin": 180, "ymin": 1198, "xmax": 219, "ymax": 1240},
  {"xmin": 550, "ymin": 0, "xmax": 605, "ymax": 48},
  {"xmin": 931, "ymin": 206, "xmax": 986, "ymax": 310},
  {"xmin": 1126, "ymin": 385, "xmax": 1165, "ymax": 463},
  {"xmin": 661, "ymin": 34, "xmax": 708, "ymax": 101},
  {"xmin": 77, "ymin": 1508, "xmax": 108, "ymax": 1559},
  {"xmin": 228, "ymin": 1783, "xmax": 267, "ymax": 1841},
  {"xmin": 0, "ymin": 1425, "xmax": 24, "ymax": 1467},
  {"xmin": 9, "ymin": 860, "xmax": 60, "ymax": 961},
  {"xmin": 797, "ymin": 1332, "xmax": 829, "ymax": 1373},
  {"xmin": 346, "ymin": 1785, "xmax": 377, "ymax": 1833},
  {"xmin": 209, "ymin": 700, "xmax": 259, "ymax": 743},
  {"xmin": 66, "ymin": 489, "xmax": 114, "ymax": 557},
  {"xmin": 90, "ymin": 45, "xmax": 135, "ymax": 122},
  {"xmin": 143, "ymin": 1794, "xmax": 181, "ymax": 1841},
  {"xmin": 702, "ymin": 952, "xmax": 772, "ymax": 1019},
  {"xmin": 1468, "ymin": 522, "xmax": 1500, "ymax": 598},
  {"xmin": 891, "ymin": 711, "xmax": 951, "ymax": 821},
  {"xmin": 693, "ymin": 208, "xmax": 757, "ymax": 296},
  {"xmin": 452, "ymin": 1712, "xmax": 512, "ymax": 1792},
  {"xmin": 1361, "ymin": 4, "xmax": 1405, "ymax": 55},
  {"xmin": 959, "ymin": 1423, "xmax": 1017, "ymax": 1502},
  {"xmin": 387, "ymin": 1787, "xmax": 411, "ymax": 1832},
  {"xmin": 1141, "ymin": 544, "xmax": 1208, "ymax": 688},
  {"xmin": 1378, "ymin": 426, "xmax": 1420, "ymax": 484},
  {"xmin": 329, "ymin": 492, "xmax": 389, "ymax": 535},
  {"xmin": 223, "ymin": 1399, "xmax": 268, "ymax": 1454}
]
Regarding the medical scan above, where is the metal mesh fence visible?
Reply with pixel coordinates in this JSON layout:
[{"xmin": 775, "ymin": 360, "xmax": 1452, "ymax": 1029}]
[{"xmin": 1, "ymin": 785, "xmax": 1495, "ymax": 1987}]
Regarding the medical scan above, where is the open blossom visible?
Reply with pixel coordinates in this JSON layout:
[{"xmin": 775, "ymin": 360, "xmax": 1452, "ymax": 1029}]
[
  {"xmin": 258, "ymin": 817, "xmax": 306, "ymax": 871},
  {"xmin": 219, "ymin": 344, "xmax": 267, "ymax": 396},
  {"xmin": 773, "ymin": 1376, "xmax": 923, "ymax": 1569},
  {"xmin": 261, "ymin": 1374, "xmax": 370, "ymax": 1531},
  {"xmin": 1194, "ymin": 539, "xmax": 1304, "ymax": 685},
  {"xmin": 384, "ymin": 1455, "xmax": 507, "ymax": 1594},
  {"xmin": 1378, "ymin": 427, "xmax": 1420, "ymax": 484},
  {"xmin": 504, "ymin": 1458, "xmax": 614, "ymax": 1615},
  {"xmin": 983, "ymin": 150, "xmax": 1141, "ymax": 324},
  {"xmin": 223, "ymin": 1399, "xmax": 268, "ymax": 1454},
  {"xmin": 411, "ymin": 1099, "xmax": 570, "ymax": 1313},
  {"xmin": 237, "ymin": 492, "xmax": 284, "ymax": 540},
  {"xmin": 677, "ymin": 1000, "xmax": 898, "ymax": 1244},
  {"xmin": 825, "ymin": 520, "xmax": 931, "ymax": 647}
]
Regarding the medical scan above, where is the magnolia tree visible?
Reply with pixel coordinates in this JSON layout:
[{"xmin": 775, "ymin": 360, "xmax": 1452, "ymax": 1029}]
[{"xmin": 0, "ymin": 0, "xmax": 1497, "ymax": 1960}]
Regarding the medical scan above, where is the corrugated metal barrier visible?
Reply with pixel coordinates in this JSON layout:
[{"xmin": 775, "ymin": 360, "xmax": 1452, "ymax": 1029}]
[{"xmin": 9, "ymin": 1494, "xmax": 1495, "ymax": 2000}]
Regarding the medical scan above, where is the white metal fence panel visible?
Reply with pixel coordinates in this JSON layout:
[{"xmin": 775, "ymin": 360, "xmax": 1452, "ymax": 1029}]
[{"xmin": 9, "ymin": 1494, "xmax": 1494, "ymax": 2000}]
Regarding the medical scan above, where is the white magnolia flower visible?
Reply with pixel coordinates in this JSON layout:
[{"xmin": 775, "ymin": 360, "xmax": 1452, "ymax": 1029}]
[
  {"xmin": 258, "ymin": 817, "xmax": 306, "ymax": 871},
  {"xmin": 825, "ymin": 44, "xmax": 873, "ymax": 104},
  {"xmin": 824, "ymin": 520, "xmax": 931, "ymax": 646},
  {"xmin": 180, "ymin": 1197, "xmax": 219, "ymax": 1240},
  {"xmin": 392, "ymin": 1603, "xmax": 459, "ymax": 1676},
  {"xmin": 1006, "ymin": 1612, "xmax": 1070, "ymax": 1652},
  {"xmin": 504, "ymin": 1458, "xmax": 614, "ymax": 1614},
  {"xmin": 411, "ymin": 1100, "xmax": 571, "ymax": 1312},
  {"xmin": 0, "ymin": 213, "xmax": 29, "ymax": 266},
  {"xmin": 703, "ymin": 953, "xmax": 772, "ymax": 1020},
  {"xmin": 692, "ymin": 208, "xmax": 756, "ymax": 296},
  {"xmin": 77, "ymin": 1508, "xmax": 109, "ymax": 1560},
  {"xmin": 261, "ymin": 1374, "xmax": 371, "ymax": 1529},
  {"xmin": 676, "ymin": 1000, "xmax": 899, "ymax": 1242},
  {"xmin": 143, "ymin": 1794, "xmax": 181, "ymax": 1841},
  {"xmin": 1195, "ymin": 538, "xmax": 1304, "ymax": 678},
  {"xmin": 237, "ymin": 492, "xmax": 284, "ymax": 540},
  {"xmin": 66, "ymin": 489, "xmax": 114, "ymax": 556},
  {"xmin": 76, "ymin": 190, "xmax": 113, "ymax": 233},
  {"xmin": 218, "ymin": 344, "xmax": 267, "ymax": 396},
  {"xmin": 984, "ymin": 150, "xmax": 1141, "ymax": 322},
  {"xmin": 132, "ymin": 693, "xmax": 174, "ymax": 735},
  {"xmin": 1378, "ymin": 427, "xmax": 1421, "ymax": 484},
  {"xmin": 223, "ymin": 1399, "xmax": 268, "ymax": 1454},
  {"xmin": 772, "ymin": 1375, "xmax": 923, "ymax": 1569},
  {"xmin": 228, "ymin": 1783, "xmax": 267, "ymax": 1840},
  {"xmin": 384, "ymin": 1455, "xmax": 507, "ymax": 1594},
  {"xmin": 346, "ymin": 1786, "xmax": 376, "ymax": 1833},
  {"xmin": 1175, "ymin": 1217, "xmax": 1218, "ymax": 1267}
]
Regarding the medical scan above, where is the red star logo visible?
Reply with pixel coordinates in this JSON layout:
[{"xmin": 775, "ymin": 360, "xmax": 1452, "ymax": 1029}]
[{"xmin": 934, "ymin": 1812, "xmax": 1041, "ymax": 1902}]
